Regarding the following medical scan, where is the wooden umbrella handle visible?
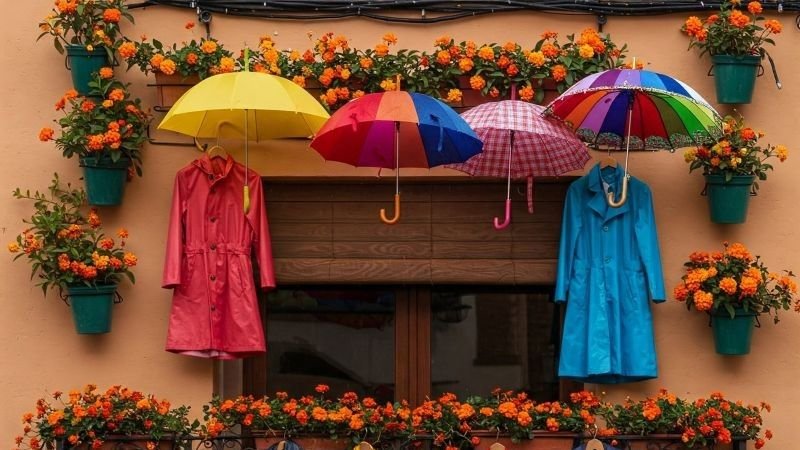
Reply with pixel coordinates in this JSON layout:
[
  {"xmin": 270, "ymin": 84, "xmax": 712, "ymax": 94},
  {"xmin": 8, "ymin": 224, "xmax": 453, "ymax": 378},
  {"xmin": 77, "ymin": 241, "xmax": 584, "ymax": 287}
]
[{"xmin": 379, "ymin": 194, "xmax": 401, "ymax": 224}]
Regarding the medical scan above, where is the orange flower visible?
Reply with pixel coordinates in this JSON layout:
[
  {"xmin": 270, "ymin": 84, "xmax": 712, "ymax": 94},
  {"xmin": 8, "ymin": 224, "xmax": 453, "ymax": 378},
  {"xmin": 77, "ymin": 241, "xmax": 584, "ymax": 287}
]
[
  {"xmin": 434, "ymin": 35, "xmax": 451, "ymax": 47},
  {"xmin": 458, "ymin": 57, "xmax": 474, "ymax": 72},
  {"xmin": 578, "ymin": 44, "xmax": 595, "ymax": 59},
  {"xmin": 436, "ymin": 50, "xmax": 451, "ymax": 65},
  {"xmin": 502, "ymin": 41, "xmax": 517, "ymax": 53},
  {"xmin": 359, "ymin": 57, "xmax": 374, "ymax": 69},
  {"xmin": 747, "ymin": 1, "xmax": 762, "ymax": 14},
  {"xmin": 383, "ymin": 32, "xmax": 398, "ymax": 45},
  {"xmin": 546, "ymin": 417, "xmax": 559, "ymax": 431},
  {"xmin": 517, "ymin": 411, "xmax": 532, "ymax": 426},
  {"xmin": 497, "ymin": 401, "xmax": 518, "ymax": 418},
  {"xmin": 108, "ymin": 88, "xmax": 125, "ymax": 102},
  {"xmin": 479, "ymin": 407, "xmax": 493, "ymax": 416},
  {"xmin": 123, "ymin": 252, "xmax": 138, "ymax": 267},
  {"xmin": 551, "ymin": 64, "xmax": 567, "ymax": 82},
  {"xmin": 38, "ymin": 127, "xmax": 55, "ymax": 142},
  {"xmin": 778, "ymin": 276, "xmax": 797, "ymax": 293},
  {"xmin": 541, "ymin": 43, "xmax": 559, "ymax": 58},
  {"xmin": 446, "ymin": 89, "xmax": 463, "ymax": 103},
  {"xmin": 117, "ymin": 228, "xmax": 129, "ymax": 239},
  {"xmin": 642, "ymin": 400, "xmax": 662, "ymax": 421},
  {"xmin": 102, "ymin": 8, "xmax": 121, "ymax": 23},
  {"xmin": 380, "ymin": 78, "xmax": 396, "ymax": 92},
  {"xmin": 489, "ymin": 87, "xmax": 500, "ymax": 98},
  {"xmin": 469, "ymin": 75, "xmax": 486, "ymax": 90},
  {"xmin": 674, "ymin": 284, "xmax": 690, "ymax": 301},
  {"xmin": 184, "ymin": 52, "xmax": 198, "ymax": 65},
  {"xmin": 7, "ymin": 242, "xmax": 20, "ymax": 253},
  {"xmin": 728, "ymin": 10, "xmax": 751, "ymax": 28},
  {"xmin": 374, "ymin": 43, "xmax": 390, "ymax": 57},
  {"xmin": 348, "ymin": 414, "xmax": 364, "ymax": 430},
  {"xmin": 291, "ymin": 75, "xmax": 306, "ymax": 87},
  {"xmin": 764, "ymin": 19, "xmax": 782, "ymax": 33},
  {"xmin": 719, "ymin": 277, "xmax": 738, "ymax": 295},
  {"xmin": 693, "ymin": 290, "xmax": 714, "ymax": 311},
  {"xmin": 726, "ymin": 242, "xmax": 752, "ymax": 261},
  {"xmin": 149, "ymin": 54, "xmax": 165, "ymax": 70},
  {"xmin": 506, "ymin": 63, "xmax": 519, "ymax": 77},
  {"xmin": 518, "ymin": 85, "xmax": 534, "ymax": 102},
  {"xmin": 315, "ymin": 384, "xmax": 330, "ymax": 394},
  {"xmin": 99, "ymin": 67, "xmax": 114, "ymax": 79},
  {"xmin": 684, "ymin": 16, "xmax": 704, "ymax": 36},
  {"xmin": 185, "ymin": 21, "xmax": 196, "ymax": 30},
  {"xmin": 159, "ymin": 59, "xmax": 177, "ymax": 75},
  {"xmin": 352, "ymin": 90, "xmax": 365, "ymax": 100},
  {"xmin": 118, "ymin": 41, "xmax": 136, "ymax": 59},
  {"xmin": 477, "ymin": 46, "xmax": 495, "ymax": 61},
  {"xmin": 87, "ymin": 134, "xmax": 105, "ymax": 151},
  {"xmin": 219, "ymin": 57, "xmax": 235, "ymax": 73},
  {"xmin": 200, "ymin": 40, "xmax": 218, "ymax": 54},
  {"xmin": 527, "ymin": 51, "xmax": 545, "ymax": 67},
  {"xmin": 88, "ymin": 209, "xmax": 101, "ymax": 228},
  {"xmin": 541, "ymin": 30, "xmax": 558, "ymax": 39}
]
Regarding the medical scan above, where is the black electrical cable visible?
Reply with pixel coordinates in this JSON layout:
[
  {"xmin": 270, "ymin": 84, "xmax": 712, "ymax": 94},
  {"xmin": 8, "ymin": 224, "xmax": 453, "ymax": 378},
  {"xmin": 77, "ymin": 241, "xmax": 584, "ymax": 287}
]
[{"xmin": 129, "ymin": 0, "xmax": 800, "ymax": 22}]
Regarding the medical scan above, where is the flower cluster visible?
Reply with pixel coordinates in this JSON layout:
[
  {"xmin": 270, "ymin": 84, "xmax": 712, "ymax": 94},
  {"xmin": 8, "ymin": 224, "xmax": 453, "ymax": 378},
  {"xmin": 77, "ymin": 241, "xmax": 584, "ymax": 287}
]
[
  {"xmin": 673, "ymin": 242, "xmax": 798, "ymax": 322},
  {"xmin": 203, "ymin": 384, "xmax": 411, "ymax": 442},
  {"xmin": 429, "ymin": 29, "xmax": 626, "ymax": 103},
  {"xmin": 600, "ymin": 391, "xmax": 771, "ymax": 448},
  {"xmin": 684, "ymin": 114, "xmax": 788, "ymax": 185},
  {"xmin": 682, "ymin": 0, "xmax": 782, "ymax": 57},
  {"xmin": 119, "ymin": 33, "xmax": 235, "ymax": 80},
  {"xmin": 40, "ymin": 71, "xmax": 150, "ymax": 176},
  {"xmin": 129, "ymin": 30, "xmax": 627, "ymax": 111},
  {"xmin": 38, "ymin": 0, "xmax": 132, "ymax": 55},
  {"xmin": 204, "ymin": 388, "xmax": 599, "ymax": 447},
  {"xmin": 8, "ymin": 175, "xmax": 137, "ymax": 295},
  {"xmin": 14, "ymin": 384, "xmax": 191, "ymax": 450}
]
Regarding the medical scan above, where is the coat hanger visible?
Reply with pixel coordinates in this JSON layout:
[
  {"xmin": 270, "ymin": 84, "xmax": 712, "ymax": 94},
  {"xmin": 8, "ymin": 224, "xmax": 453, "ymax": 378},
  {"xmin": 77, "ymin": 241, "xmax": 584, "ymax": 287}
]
[
  {"xmin": 599, "ymin": 150, "xmax": 617, "ymax": 168},
  {"xmin": 206, "ymin": 143, "xmax": 228, "ymax": 160}
]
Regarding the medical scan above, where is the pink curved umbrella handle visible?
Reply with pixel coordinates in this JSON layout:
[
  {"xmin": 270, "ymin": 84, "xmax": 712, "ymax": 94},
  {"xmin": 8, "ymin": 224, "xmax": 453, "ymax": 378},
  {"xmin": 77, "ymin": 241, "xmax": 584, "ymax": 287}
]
[{"xmin": 493, "ymin": 199, "xmax": 512, "ymax": 230}]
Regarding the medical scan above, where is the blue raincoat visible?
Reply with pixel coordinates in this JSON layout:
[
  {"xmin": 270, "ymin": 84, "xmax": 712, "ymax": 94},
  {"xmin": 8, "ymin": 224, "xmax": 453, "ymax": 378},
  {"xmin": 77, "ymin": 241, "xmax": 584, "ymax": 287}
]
[{"xmin": 555, "ymin": 164, "xmax": 665, "ymax": 383}]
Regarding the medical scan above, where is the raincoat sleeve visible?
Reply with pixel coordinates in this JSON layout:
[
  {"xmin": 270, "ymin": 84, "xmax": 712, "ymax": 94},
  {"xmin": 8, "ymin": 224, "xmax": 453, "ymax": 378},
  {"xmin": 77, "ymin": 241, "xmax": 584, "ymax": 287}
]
[
  {"xmin": 247, "ymin": 176, "xmax": 276, "ymax": 290},
  {"xmin": 554, "ymin": 184, "xmax": 582, "ymax": 303},
  {"xmin": 634, "ymin": 183, "xmax": 666, "ymax": 303},
  {"xmin": 162, "ymin": 173, "xmax": 185, "ymax": 289}
]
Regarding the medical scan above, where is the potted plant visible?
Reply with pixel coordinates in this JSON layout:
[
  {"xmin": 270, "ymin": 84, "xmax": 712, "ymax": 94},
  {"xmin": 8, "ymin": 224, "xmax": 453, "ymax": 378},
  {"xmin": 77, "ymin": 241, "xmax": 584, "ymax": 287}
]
[
  {"xmin": 7, "ymin": 175, "xmax": 138, "ymax": 334},
  {"xmin": 39, "ymin": 71, "xmax": 150, "ymax": 206},
  {"xmin": 15, "ymin": 384, "xmax": 192, "ymax": 450},
  {"xmin": 683, "ymin": 114, "xmax": 789, "ymax": 223},
  {"xmin": 682, "ymin": 392, "xmax": 771, "ymax": 449},
  {"xmin": 682, "ymin": 0, "xmax": 783, "ymax": 104},
  {"xmin": 599, "ymin": 389, "xmax": 689, "ymax": 449},
  {"xmin": 118, "ymin": 25, "xmax": 234, "ymax": 109},
  {"xmin": 37, "ymin": 0, "xmax": 133, "ymax": 95},
  {"xmin": 673, "ymin": 242, "xmax": 799, "ymax": 355}
]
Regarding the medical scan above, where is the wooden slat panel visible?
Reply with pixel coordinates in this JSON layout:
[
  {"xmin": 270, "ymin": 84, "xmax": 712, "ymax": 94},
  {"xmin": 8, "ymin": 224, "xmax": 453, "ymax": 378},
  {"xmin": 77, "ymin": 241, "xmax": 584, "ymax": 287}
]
[
  {"xmin": 269, "ymin": 223, "xmax": 332, "ymax": 241},
  {"xmin": 267, "ymin": 202, "xmax": 332, "ymax": 223},
  {"xmin": 334, "ymin": 223, "xmax": 431, "ymax": 241},
  {"xmin": 431, "ymin": 201, "xmax": 562, "ymax": 223},
  {"xmin": 334, "ymin": 242, "xmax": 431, "ymax": 258},
  {"xmin": 430, "ymin": 259, "xmax": 516, "ymax": 283},
  {"xmin": 333, "ymin": 202, "xmax": 431, "ymax": 223},
  {"xmin": 431, "ymin": 183, "xmax": 569, "ymax": 202},
  {"xmin": 274, "ymin": 258, "xmax": 331, "ymax": 283},
  {"xmin": 330, "ymin": 259, "xmax": 431, "ymax": 283},
  {"xmin": 432, "ymin": 222, "xmax": 559, "ymax": 242},
  {"xmin": 511, "ymin": 241, "xmax": 559, "ymax": 259},
  {"xmin": 272, "ymin": 241, "xmax": 333, "ymax": 258},
  {"xmin": 432, "ymin": 241, "xmax": 513, "ymax": 259},
  {"xmin": 513, "ymin": 260, "xmax": 558, "ymax": 284},
  {"xmin": 266, "ymin": 184, "xmax": 432, "ymax": 202}
]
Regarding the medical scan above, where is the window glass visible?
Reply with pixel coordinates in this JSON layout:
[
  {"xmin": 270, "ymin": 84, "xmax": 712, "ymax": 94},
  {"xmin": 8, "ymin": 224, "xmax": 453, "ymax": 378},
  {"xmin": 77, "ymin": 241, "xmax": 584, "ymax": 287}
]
[
  {"xmin": 430, "ymin": 289, "xmax": 560, "ymax": 400},
  {"xmin": 265, "ymin": 288, "xmax": 396, "ymax": 404}
]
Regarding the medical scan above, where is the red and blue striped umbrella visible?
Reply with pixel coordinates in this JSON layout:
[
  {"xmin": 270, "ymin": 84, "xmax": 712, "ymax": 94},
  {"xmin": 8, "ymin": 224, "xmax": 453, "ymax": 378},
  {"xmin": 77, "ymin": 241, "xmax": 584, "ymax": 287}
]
[{"xmin": 311, "ymin": 91, "xmax": 483, "ymax": 223}]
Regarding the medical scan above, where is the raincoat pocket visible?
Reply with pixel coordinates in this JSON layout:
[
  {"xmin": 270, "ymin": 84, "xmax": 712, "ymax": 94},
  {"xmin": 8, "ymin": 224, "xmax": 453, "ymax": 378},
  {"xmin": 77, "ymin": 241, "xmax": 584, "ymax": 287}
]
[
  {"xmin": 230, "ymin": 255, "xmax": 254, "ymax": 298},
  {"xmin": 567, "ymin": 259, "xmax": 590, "ymax": 306},
  {"xmin": 176, "ymin": 254, "xmax": 200, "ymax": 298},
  {"xmin": 621, "ymin": 269, "xmax": 647, "ymax": 311}
]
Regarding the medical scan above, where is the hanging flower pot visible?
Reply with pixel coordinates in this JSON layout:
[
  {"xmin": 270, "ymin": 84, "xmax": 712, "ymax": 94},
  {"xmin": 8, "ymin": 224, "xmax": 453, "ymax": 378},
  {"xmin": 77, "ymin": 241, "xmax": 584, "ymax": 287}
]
[
  {"xmin": 80, "ymin": 155, "xmax": 132, "ymax": 206},
  {"xmin": 710, "ymin": 307, "xmax": 758, "ymax": 355},
  {"xmin": 65, "ymin": 45, "xmax": 111, "ymax": 96},
  {"xmin": 65, "ymin": 283, "xmax": 119, "ymax": 334},
  {"xmin": 709, "ymin": 55, "xmax": 762, "ymax": 104},
  {"xmin": 703, "ymin": 174, "xmax": 755, "ymax": 224}
]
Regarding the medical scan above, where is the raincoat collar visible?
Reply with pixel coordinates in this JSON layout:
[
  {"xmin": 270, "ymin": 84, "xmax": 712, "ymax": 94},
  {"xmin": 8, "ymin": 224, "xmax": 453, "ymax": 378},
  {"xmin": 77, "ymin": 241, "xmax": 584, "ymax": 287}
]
[
  {"xmin": 194, "ymin": 153, "xmax": 235, "ymax": 180},
  {"xmin": 586, "ymin": 163, "xmax": 630, "ymax": 222}
]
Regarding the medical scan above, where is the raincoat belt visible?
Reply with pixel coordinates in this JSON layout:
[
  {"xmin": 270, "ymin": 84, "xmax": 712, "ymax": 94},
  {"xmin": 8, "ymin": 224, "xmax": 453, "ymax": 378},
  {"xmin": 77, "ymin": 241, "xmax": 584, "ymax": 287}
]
[{"xmin": 183, "ymin": 245, "xmax": 250, "ymax": 255}]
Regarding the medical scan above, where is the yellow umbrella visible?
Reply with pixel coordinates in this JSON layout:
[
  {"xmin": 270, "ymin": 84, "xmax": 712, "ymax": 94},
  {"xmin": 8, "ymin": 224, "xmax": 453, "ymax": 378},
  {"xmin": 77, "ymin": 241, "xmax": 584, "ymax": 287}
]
[{"xmin": 158, "ymin": 67, "xmax": 330, "ymax": 211}]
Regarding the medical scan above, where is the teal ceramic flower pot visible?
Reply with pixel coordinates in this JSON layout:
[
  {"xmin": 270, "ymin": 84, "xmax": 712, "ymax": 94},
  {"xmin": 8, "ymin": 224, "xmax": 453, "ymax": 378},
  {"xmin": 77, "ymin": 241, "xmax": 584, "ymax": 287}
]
[
  {"xmin": 80, "ymin": 156, "xmax": 131, "ymax": 206},
  {"xmin": 66, "ymin": 284, "xmax": 117, "ymax": 334},
  {"xmin": 704, "ymin": 174, "xmax": 755, "ymax": 224},
  {"xmin": 711, "ymin": 307, "xmax": 756, "ymax": 355},
  {"xmin": 710, "ymin": 54, "xmax": 760, "ymax": 104},
  {"xmin": 66, "ymin": 45, "xmax": 110, "ymax": 96}
]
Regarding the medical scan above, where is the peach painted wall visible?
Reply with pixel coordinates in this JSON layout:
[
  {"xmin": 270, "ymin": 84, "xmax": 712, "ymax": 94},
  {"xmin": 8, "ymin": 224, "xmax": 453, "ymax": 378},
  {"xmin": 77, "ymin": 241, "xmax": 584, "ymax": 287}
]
[{"xmin": 2, "ymin": 1, "xmax": 799, "ymax": 448}]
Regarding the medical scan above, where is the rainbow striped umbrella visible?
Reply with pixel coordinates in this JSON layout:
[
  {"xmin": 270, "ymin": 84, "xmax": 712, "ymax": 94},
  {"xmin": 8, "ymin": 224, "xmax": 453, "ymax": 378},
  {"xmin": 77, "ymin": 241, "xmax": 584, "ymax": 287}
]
[
  {"xmin": 545, "ymin": 68, "xmax": 723, "ymax": 151},
  {"xmin": 311, "ymin": 91, "xmax": 483, "ymax": 224}
]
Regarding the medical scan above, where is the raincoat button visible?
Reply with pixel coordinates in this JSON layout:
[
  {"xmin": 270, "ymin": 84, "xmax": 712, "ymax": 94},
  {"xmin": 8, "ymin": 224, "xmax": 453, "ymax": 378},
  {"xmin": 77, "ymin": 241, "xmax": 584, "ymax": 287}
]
[
  {"xmin": 210, "ymin": 275, "xmax": 216, "ymax": 281},
  {"xmin": 208, "ymin": 174, "xmax": 214, "ymax": 181},
  {"xmin": 603, "ymin": 226, "xmax": 609, "ymax": 232},
  {"xmin": 210, "ymin": 305, "xmax": 216, "ymax": 311},
  {"xmin": 210, "ymin": 244, "xmax": 217, "ymax": 251},
  {"xmin": 604, "ymin": 257, "xmax": 611, "ymax": 263},
  {"xmin": 210, "ymin": 216, "xmax": 217, "ymax": 222}
]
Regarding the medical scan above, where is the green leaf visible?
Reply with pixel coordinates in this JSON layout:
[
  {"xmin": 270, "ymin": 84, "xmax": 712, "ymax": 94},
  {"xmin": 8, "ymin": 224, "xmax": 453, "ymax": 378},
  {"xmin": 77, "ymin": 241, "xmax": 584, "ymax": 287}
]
[{"xmin": 54, "ymin": 39, "xmax": 64, "ymax": 55}]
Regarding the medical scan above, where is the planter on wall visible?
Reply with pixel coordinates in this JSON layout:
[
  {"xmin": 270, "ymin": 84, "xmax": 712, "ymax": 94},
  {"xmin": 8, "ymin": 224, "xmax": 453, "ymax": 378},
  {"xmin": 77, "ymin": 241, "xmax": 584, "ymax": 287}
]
[
  {"xmin": 614, "ymin": 435, "xmax": 738, "ymax": 450},
  {"xmin": 710, "ymin": 55, "xmax": 761, "ymax": 104},
  {"xmin": 703, "ymin": 174, "xmax": 755, "ymax": 224},
  {"xmin": 472, "ymin": 432, "xmax": 577, "ymax": 450},
  {"xmin": 710, "ymin": 308, "xmax": 757, "ymax": 356},
  {"xmin": 253, "ymin": 435, "xmax": 351, "ymax": 450},
  {"xmin": 59, "ymin": 435, "xmax": 177, "ymax": 450},
  {"xmin": 66, "ymin": 45, "xmax": 111, "ymax": 96},
  {"xmin": 153, "ymin": 73, "xmax": 200, "ymax": 110},
  {"xmin": 65, "ymin": 283, "xmax": 118, "ymax": 334},
  {"xmin": 79, "ymin": 155, "xmax": 132, "ymax": 206}
]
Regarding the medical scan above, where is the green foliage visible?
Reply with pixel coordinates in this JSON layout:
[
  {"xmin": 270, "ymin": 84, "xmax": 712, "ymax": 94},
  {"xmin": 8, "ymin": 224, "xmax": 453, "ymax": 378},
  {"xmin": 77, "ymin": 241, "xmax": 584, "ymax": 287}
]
[
  {"xmin": 682, "ymin": 0, "xmax": 783, "ymax": 57},
  {"xmin": 37, "ymin": 0, "xmax": 133, "ymax": 54}
]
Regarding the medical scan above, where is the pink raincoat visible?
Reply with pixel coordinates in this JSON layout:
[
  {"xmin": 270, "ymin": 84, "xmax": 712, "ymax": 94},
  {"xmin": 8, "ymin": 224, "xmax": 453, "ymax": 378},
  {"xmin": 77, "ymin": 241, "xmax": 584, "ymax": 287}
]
[{"xmin": 162, "ymin": 154, "xmax": 275, "ymax": 359}]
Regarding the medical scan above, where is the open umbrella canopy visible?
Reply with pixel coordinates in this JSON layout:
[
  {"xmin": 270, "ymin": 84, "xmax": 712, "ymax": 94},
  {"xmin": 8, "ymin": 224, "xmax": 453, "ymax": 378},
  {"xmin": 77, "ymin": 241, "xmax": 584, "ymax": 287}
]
[
  {"xmin": 158, "ymin": 71, "xmax": 330, "ymax": 140},
  {"xmin": 545, "ymin": 68, "xmax": 723, "ymax": 151},
  {"xmin": 311, "ymin": 90, "xmax": 482, "ymax": 224},
  {"xmin": 311, "ymin": 91, "xmax": 483, "ymax": 169}
]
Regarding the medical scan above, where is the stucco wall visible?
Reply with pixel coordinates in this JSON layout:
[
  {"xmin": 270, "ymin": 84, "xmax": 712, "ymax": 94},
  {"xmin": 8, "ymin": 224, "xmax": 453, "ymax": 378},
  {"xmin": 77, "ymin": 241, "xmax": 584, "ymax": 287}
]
[{"xmin": 2, "ymin": 1, "xmax": 799, "ymax": 448}]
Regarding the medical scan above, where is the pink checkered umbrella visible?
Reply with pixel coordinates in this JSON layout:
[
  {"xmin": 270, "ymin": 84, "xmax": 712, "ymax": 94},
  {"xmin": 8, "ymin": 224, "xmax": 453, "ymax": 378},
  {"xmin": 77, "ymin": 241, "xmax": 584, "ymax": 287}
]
[{"xmin": 447, "ymin": 100, "xmax": 590, "ymax": 229}]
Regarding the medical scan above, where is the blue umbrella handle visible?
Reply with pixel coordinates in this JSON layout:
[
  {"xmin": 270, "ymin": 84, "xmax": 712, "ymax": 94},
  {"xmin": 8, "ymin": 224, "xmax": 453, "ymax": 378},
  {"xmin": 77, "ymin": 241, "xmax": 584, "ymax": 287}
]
[
  {"xmin": 380, "ymin": 194, "xmax": 401, "ymax": 225},
  {"xmin": 493, "ymin": 199, "xmax": 512, "ymax": 230}
]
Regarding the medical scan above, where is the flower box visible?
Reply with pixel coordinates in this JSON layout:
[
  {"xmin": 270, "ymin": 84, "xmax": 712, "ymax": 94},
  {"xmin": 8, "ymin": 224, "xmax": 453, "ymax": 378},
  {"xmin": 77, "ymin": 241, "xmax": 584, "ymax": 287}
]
[
  {"xmin": 613, "ymin": 434, "xmax": 739, "ymax": 450},
  {"xmin": 252, "ymin": 433, "xmax": 351, "ymax": 450},
  {"xmin": 153, "ymin": 73, "xmax": 200, "ymax": 110}
]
